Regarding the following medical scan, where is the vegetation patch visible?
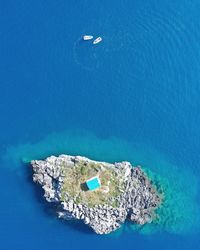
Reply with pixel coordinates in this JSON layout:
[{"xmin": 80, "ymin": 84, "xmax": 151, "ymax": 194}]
[{"xmin": 61, "ymin": 160, "xmax": 125, "ymax": 207}]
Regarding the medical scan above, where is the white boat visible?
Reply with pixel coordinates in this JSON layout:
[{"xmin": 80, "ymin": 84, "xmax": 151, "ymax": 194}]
[
  {"xmin": 93, "ymin": 36, "xmax": 102, "ymax": 44},
  {"xmin": 83, "ymin": 35, "xmax": 93, "ymax": 41}
]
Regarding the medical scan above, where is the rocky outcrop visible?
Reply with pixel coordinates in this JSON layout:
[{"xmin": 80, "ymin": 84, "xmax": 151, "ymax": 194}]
[{"xmin": 31, "ymin": 155, "xmax": 161, "ymax": 234}]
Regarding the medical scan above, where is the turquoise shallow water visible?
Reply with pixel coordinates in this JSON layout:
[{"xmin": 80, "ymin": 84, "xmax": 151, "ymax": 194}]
[{"xmin": 1, "ymin": 0, "xmax": 200, "ymax": 249}]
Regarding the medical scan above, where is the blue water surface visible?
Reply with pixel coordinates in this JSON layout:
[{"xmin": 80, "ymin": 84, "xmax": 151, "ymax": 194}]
[{"xmin": 1, "ymin": 0, "xmax": 200, "ymax": 249}]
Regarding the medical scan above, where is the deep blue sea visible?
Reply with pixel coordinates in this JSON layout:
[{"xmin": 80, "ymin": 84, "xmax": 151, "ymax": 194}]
[{"xmin": 1, "ymin": 0, "xmax": 200, "ymax": 249}]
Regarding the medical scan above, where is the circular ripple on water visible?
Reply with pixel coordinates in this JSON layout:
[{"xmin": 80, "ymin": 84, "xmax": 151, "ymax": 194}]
[
  {"xmin": 72, "ymin": 26, "xmax": 134, "ymax": 71},
  {"xmin": 112, "ymin": 5, "xmax": 200, "ymax": 141},
  {"xmin": 73, "ymin": 37, "xmax": 102, "ymax": 71},
  {"xmin": 134, "ymin": 6, "xmax": 200, "ymax": 91}
]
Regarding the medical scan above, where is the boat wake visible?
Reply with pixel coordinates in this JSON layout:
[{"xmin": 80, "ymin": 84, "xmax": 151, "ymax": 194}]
[{"xmin": 73, "ymin": 37, "xmax": 101, "ymax": 71}]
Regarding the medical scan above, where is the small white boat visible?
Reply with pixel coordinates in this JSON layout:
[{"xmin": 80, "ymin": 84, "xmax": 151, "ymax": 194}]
[
  {"xmin": 93, "ymin": 37, "xmax": 102, "ymax": 44},
  {"xmin": 83, "ymin": 35, "xmax": 93, "ymax": 41}
]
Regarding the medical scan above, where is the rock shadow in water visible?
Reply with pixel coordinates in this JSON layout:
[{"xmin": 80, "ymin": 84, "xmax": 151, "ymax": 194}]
[{"xmin": 25, "ymin": 163, "xmax": 94, "ymax": 235}]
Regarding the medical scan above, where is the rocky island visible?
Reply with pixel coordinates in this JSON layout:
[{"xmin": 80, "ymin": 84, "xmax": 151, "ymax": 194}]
[{"xmin": 31, "ymin": 154, "xmax": 161, "ymax": 234}]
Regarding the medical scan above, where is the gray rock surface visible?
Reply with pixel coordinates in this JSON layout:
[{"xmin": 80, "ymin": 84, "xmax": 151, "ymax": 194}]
[{"xmin": 31, "ymin": 155, "xmax": 161, "ymax": 234}]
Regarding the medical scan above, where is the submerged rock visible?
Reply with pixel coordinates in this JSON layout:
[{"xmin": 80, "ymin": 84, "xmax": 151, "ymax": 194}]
[{"xmin": 31, "ymin": 155, "xmax": 162, "ymax": 234}]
